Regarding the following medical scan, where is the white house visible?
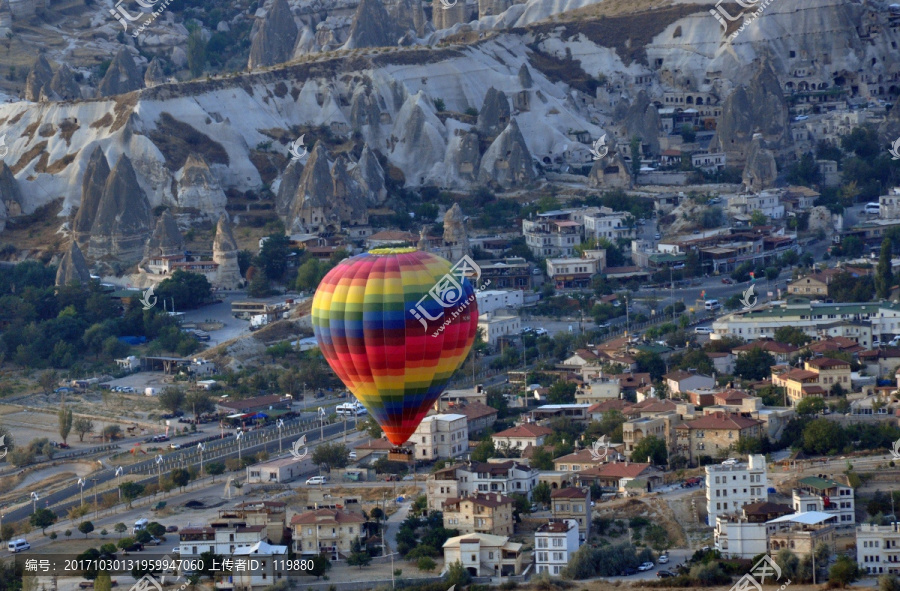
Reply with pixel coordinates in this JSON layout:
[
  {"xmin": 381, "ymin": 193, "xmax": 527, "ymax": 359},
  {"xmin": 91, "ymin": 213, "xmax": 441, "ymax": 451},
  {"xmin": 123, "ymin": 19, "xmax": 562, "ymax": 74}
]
[
  {"xmin": 491, "ymin": 424, "xmax": 552, "ymax": 450},
  {"xmin": 411, "ymin": 414, "xmax": 468, "ymax": 460},
  {"xmin": 792, "ymin": 476, "xmax": 855, "ymax": 525},
  {"xmin": 477, "ymin": 311, "xmax": 521, "ymax": 348},
  {"xmin": 246, "ymin": 457, "xmax": 308, "ymax": 484},
  {"xmin": 457, "ymin": 460, "xmax": 539, "ymax": 499},
  {"xmin": 442, "ymin": 533, "xmax": 524, "ymax": 577},
  {"xmin": 477, "ymin": 290, "xmax": 525, "ymax": 314},
  {"xmin": 535, "ymin": 519, "xmax": 580, "ymax": 576},
  {"xmin": 857, "ymin": 522, "xmax": 900, "ymax": 576},
  {"xmin": 231, "ymin": 540, "xmax": 288, "ymax": 591},
  {"xmin": 705, "ymin": 455, "xmax": 769, "ymax": 526},
  {"xmin": 178, "ymin": 525, "xmax": 266, "ymax": 556}
]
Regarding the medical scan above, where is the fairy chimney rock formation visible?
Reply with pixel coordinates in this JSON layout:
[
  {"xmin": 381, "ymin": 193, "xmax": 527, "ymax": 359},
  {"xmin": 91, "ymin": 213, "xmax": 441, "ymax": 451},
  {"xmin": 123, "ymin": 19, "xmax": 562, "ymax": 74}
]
[
  {"xmin": 176, "ymin": 154, "xmax": 227, "ymax": 217},
  {"xmin": 55, "ymin": 241, "xmax": 92, "ymax": 287},
  {"xmin": 212, "ymin": 215, "xmax": 243, "ymax": 289},
  {"xmin": 477, "ymin": 87, "xmax": 511, "ymax": 140},
  {"xmin": 442, "ymin": 203, "xmax": 469, "ymax": 261},
  {"xmin": 478, "ymin": 118, "xmax": 535, "ymax": 188},
  {"xmin": 72, "ymin": 147, "xmax": 111, "ymax": 246},
  {"xmin": 144, "ymin": 210, "xmax": 184, "ymax": 259},
  {"xmin": 247, "ymin": 0, "xmax": 298, "ymax": 69},
  {"xmin": 87, "ymin": 155, "xmax": 152, "ymax": 263},
  {"xmin": 345, "ymin": 0, "xmax": 400, "ymax": 49},
  {"xmin": 97, "ymin": 48, "xmax": 143, "ymax": 97},
  {"xmin": 24, "ymin": 55, "xmax": 52, "ymax": 102}
]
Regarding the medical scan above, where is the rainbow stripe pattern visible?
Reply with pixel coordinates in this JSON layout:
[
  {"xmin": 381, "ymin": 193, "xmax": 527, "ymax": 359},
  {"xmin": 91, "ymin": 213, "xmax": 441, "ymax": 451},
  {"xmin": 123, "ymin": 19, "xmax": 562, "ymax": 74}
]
[{"xmin": 312, "ymin": 248, "xmax": 478, "ymax": 446}]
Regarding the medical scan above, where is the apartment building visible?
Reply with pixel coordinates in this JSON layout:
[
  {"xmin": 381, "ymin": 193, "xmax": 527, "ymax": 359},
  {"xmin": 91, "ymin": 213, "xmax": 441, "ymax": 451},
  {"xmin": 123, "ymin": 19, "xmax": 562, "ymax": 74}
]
[
  {"xmin": 550, "ymin": 488, "xmax": 591, "ymax": 541},
  {"xmin": 410, "ymin": 413, "xmax": 468, "ymax": 460},
  {"xmin": 477, "ymin": 311, "xmax": 521, "ymax": 349},
  {"xmin": 443, "ymin": 493, "xmax": 515, "ymax": 536},
  {"xmin": 457, "ymin": 461, "xmax": 539, "ymax": 499},
  {"xmin": 857, "ymin": 522, "xmax": 900, "ymax": 575},
  {"xmin": 714, "ymin": 502, "xmax": 793, "ymax": 559},
  {"xmin": 290, "ymin": 509, "xmax": 367, "ymax": 560},
  {"xmin": 442, "ymin": 533, "xmax": 524, "ymax": 577},
  {"xmin": 492, "ymin": 424, "xmax": 552, "ymax": 450},
  {"xmin": 427, "ymin": 463, "xmax": 463, "ymax": 512},
  {"xmin": 583, "ymin": 210, "xmax": 635, "ymax": 241},
  {"xmin": 705, "ymin": 455, "xmax": 769, "ymax": 526},
  {"xmin": 211, "ymin": 501, "xmax": 287, "ymax": 545},
  {"xmin": 231, "ymin": 541, "xmax": 289, "ymax": 591},
  {"xmin": 772, "ymin": 358, "xmax": 851, "ymax": 406},
  {"xmin": 178, "ymin": 525, "xmax": 266, "ymax": 556},
  {"xmin": 546, "ymin": 250, "xmax": 606, "ymax": 289},
  {"xmin": 713, "ymin": 301, "xmax": 900, "ymax": 340},
  {"xmin": 523, "ymin": 211, "xmax": 583, "ymax": 258},
  {"xmin": 675, "ymin": 412, "xmax": 763, "ymax": 466},
  {"xmin": 792, "ymin": 476, "xmax": 855, "ymax": 525},
  {"xmin": 535, "ymin": 519, "xmax": 580, "ymax": 576}
]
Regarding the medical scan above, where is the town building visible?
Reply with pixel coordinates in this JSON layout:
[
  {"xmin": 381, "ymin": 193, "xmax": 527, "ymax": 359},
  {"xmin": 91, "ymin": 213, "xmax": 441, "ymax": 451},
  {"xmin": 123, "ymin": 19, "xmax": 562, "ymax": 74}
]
[
  {"xmin": 768, "ymin": 511, "xmax": 838, "ymax": 555},
  {"xmin": 491, "ymin": 424, "xmax": 552, "ymax": 451},
  {"xmin": 231, "ymin": 541, "xmax": 289, "ymax": 591},
  {"xmin": 705, "ymin": 455, "xmax": 769, "ymax": 526},
  {"xmin": 857, "ymin": 522, "xmax": 900, "ymax": 576},
  {"xmin": 675, "ymin": 412, "xmax": 763, "ymax": 466},
  {"xmin": 290, "ymin": 509, "xmax": 366, "ymax": 560},
  {"xmin": 426, "ymin": 462, "xmax": 463, "ymax": 512},
  {"xmin": 550, "ymin": 488, "xmax": 591, "ymax": 541},
  {"xmin": 246, "ymin": 457, "xmax": 307, "ymax": 484},
  {"xmin": 792, "ymin": 476, "xmax": 855, "ymax": 525},
  {"xmin": 574, "ymin": 462, "xmax": 663, "ymax": 493},
  {"xmin": 476, "ymin": 289, "xmax": 525, "ymax": 314},
  {"xmin": 442, "ymin": 533, "xmax": 524, "ymax": 577},
  {"xmin": 450, "ymin": 401, "xmax": 499, "ymax": 436},
  {"xmin": 457, "ymin": 461, "xmax": 539, "ymax": 499},
  {"xmin": 217, "ymin": 394, "xmax": 292, "ymax": 414},
  {"xmin": 575, "ymin": 378, "xmax": 622, "ymax": 405},
  {"xmin": 714, "ymin": 502, "xmax": 793, "ymax": 559},
  {"xmin": 216, "ymin": 502, "xmax": 288, "ymax": 545},
  {"xmin": 477, "ymin": 310, "xmax": 521, "ymax": 348},
  {"xmin": 772, "ymin": 358, "xmax": 851, "ymax": 406},
  {"xmin": 443, "ymin": 493, "xmax": 515, "ymax": 536},
  {"xmin": 522, "ymin": 211, "xmax": 584, "ymax": 258},
  {"xmin": 411, "ymin": 414, "xmax": 468, "ymax": 461},
  {"xmin": 583, "ymin": 209, "xmax": 635, "ymax": 241},
  {"xmin": 475, "ymin": 257, "xmax": 533, "ymax": 290},
  {"xmin": 546, "ymin": 250, "xmax": 606, "ymax": 289},
  {"xmin": 535, "ymin": 519, "xmax": 580, "ymax": 576},
  {"xmin": 178, "ymin": 525, "xmax": 266, "ymax": 556},
  {"xmin": 664, "ymin": 370, "xmax": 715, "ymax": 395},
  {"xmin": 553, "ymin": 448, "xmax": 616, "ymax": 473}
]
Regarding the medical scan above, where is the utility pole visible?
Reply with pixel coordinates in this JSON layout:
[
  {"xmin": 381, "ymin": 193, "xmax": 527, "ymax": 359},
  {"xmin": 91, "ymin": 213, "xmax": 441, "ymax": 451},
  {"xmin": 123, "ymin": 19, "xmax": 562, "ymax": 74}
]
[
  {"xmin": 91, "ymin": 478, "xmax": 99, "ymax": 518},
  {"xmin": 115, "ymin": 467, "xmax": 123, "ymax": 501},
  {"xmin": 318, "ymin": 407, "xmax": 326, "ymax": 441},
  {"xmin": 78, "ymin": 478, "xmax": 85, "ymax": 506},
  {"xmin": 30, "ymin": 492, "xmax": 38, "ymax": 515},
  {"xmin": 156, "ymin": 454, "xmax": 163, "ymax": 486},
  {"xmin": 670, "ymin": 266, "xmax": 675, "ymax": 322}
]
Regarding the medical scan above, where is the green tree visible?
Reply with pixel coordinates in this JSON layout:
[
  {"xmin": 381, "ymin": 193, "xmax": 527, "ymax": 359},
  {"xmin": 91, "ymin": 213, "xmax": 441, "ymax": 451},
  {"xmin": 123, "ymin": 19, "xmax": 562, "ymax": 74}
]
[
  {"xmin": 635, "ymin": 351, "xmax": 666, "ymax": 381},
  {"xmin": 879, "ymin": 574, "xmax": 900, "ymax": 591},
  {"xmin": 158, "ymin": 387, "xmax": 185, "ymax": 414},
  {"xmin": 532, "ymin": 481, "xmax": 552, "ymax": 506},
  {"xmin": 445, "ymin": 560, "xmax": 472, "ymax": 588},
  {"xmin": 185, "ymin": 390, "xmax": 215, "ymax": 419},
  {"xmin": 773, "ymin": 326, "xmax": 811, "ymax": 346},
  {"xmin": 416, "ymin": 556, "xmax": 436, "ymax": 572},
  {"xmin": 470, "ymin": 439, "xmax": 495, "ymax": 462},
  {"xmin": 79, "ymin": 521, "xmax": 95, "ymax": 538},
  {"xmin": 629, "ymin": 136, "xmax": 642, "ymax": 178},
  {"xmin": 631, "ymin": 435, "xmax": 667, "ymax": 465},
  {"xmin": 170, "ymin": 468, "xmax": 191, "ymax": 491},
  {"xmin": 877, "ymin": 237, "xmax": 894, "ymax": 300},
  {"xmin": 119, "ymin": 482, "xmax": 145, "ymax": 508},
  {"xmin": 358, "ymin": 415, "xmax": 383, "ymax": 439},
  {"xmin": 530, "ymin": 447, "xmax": 554, "ymax": 471},
  {"xmin": 94, "ymin": 571, "xmax": 112, "ymax": 591},
  {"xmin": 257, "ymin": 234, "xmax": 292, "ymax": 281},
  {"xmin": 73, "ymin": 417, "xmax": 94, "ymax": 442},
  {"xmin": 796, "ymin": 397, "xmax": 827, "ymax": 416},
  {"xmin": 734, "ymin": 348, "xmax": 775, "ymax": 381},
  {"xmin": 309, "ymin": 555, "xmax": 331, "ymax": 579},
  {"xmin": 311, "ymin": 442, "xmax": 350, "ymax": 472},
  {"xmin": 155, "ymin": 270, "xmax": 212, "ymax": 310},
  {"xmin": 750, "ymin": 210, "xmax": 767, "ymax": 226},
  {"xmin": 113, "ymin": 522, "xmax": 127, "ymax": 535},
  {"xmin": 38, "ymin": 369, "xmax": 57, "ymax": 394},
  {"xmin": 829, "ymin": 555, "xmax": 861, "ymax": 587},
  {"xmin": 206, "ymin": 462, "xmax": 225, "ymax": 482},
  {"xmin": 30, "ymin": 508, "xmax": 57, "ymax": 532},
  {"xmin": 347, "ymin": 551, "xmax": 371, "ymax": 569},
  {"xmin": 294, "ymin": 258, "xmax": 324, "ymax": 292},
  {"xmin": 58, "ymin": 404, "xmax": 73, "ymax": 444},
  {"xmin": 547, "ymin": 381, "xmax": 576, "ymax": 404},
  {"xmin": 146, "ymin": 522, "xmax": 165, "ymax": 538},
  {"xmin": 802, "ymin": 418, "xmax": 848, "ymax": 455},
  {"xmin": 186, "ymin": 28, "xmax": 207, "ymax": 78}
]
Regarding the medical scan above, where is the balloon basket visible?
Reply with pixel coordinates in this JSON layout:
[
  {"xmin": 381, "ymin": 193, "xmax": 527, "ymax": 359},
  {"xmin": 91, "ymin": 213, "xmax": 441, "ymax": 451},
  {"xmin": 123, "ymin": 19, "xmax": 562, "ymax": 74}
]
[{"xmin": 388, "ymin": 448, "xmax": 414, "ymax": 463}]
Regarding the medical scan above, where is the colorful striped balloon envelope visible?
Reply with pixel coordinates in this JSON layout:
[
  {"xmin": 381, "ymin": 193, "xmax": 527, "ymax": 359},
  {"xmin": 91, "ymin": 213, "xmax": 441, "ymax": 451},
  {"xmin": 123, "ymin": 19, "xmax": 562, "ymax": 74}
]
[{"xmin": 312, "ymin": 247, "xmax": 479, "ymax": 446}]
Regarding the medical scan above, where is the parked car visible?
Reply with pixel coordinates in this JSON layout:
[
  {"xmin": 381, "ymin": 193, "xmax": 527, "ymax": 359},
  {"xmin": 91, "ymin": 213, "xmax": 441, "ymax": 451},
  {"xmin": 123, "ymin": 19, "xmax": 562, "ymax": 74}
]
[
  {"xmin": 654, "ymin": 233, "xmax": 661, "ymax": 240},
  {"xmin": 534, "ymin": 328, "xmax": 548, "ymax": 335},
  {"xmin": 348, "ymin": 451, "xmax": 357, "ymax": 460},
  {"xmin": 721, "ymin": 277, "xmax": 734, "ymax": 284},
  {"xmin": 638, "ymin": 562, "xmax": 655, "ymax": 572},
  {"xmin": 657, "ymin": 570, "xmax": 675, "ymax": 578},
  {"xmin": 658, "ymin": 554, "xmax": 669, "ymax": 564},
  {"xmin": 306, "ymin": 476, "xmax": 327, "ymax": 485},
  {"xmin": 721, "ymin": 458, "xmax": 738, "ymax": 466},
  {"xmin": 122, "ymin": 542, "xmax": 144, "ymax": 552},
  {"xmin": 165, "ymin": 525, "xmax": 179, "ymax": 533}
]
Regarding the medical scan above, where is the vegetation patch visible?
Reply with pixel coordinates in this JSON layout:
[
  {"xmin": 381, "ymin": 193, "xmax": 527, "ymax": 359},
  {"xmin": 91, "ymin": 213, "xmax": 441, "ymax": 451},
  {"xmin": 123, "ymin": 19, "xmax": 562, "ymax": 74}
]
[{"xmin": 148, "ymin": 112, "xmax": 230, "ymax": 171}]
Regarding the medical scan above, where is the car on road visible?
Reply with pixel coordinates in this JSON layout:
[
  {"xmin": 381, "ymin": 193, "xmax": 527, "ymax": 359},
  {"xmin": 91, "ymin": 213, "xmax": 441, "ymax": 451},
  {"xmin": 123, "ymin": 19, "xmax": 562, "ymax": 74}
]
[
  {"xmin": 597, "ymin": 323, "xmax": 611, "ymax": 329},
  {"xmin": 682, "ymin": 477, "xmax": 703, "ymax": 487},
  {"xmin": 534, "ymin": 328, "xmax": 548, "ymax": 335},
  {"xmin": 721, "ymin": 277, "xmax": 734, "ymax": 284},
  {"xmin": 348, "ymin": 451, "xmax": 357, "ymax": 460},
  {"xmin": 402, "ymin": 474, "xmax": 415, "ymax": 481},
  {"xmin": 306, "ymin": 476, "xmax": 327, "ymax": 485},
  {"xmin": 721, "ymin": 458, "xmax": 739, "ymax": 466},
  {"xmin": 122, "ymin": 542, "xmax": 144, "ymax": 552},
  {"xmin": 165, "ymin": 525, "xmax": 178, "ymax": 533},
  {"xmin": 654, "ymin": 233, "xmax": 661, "ymax": 240},
  {"xmin": 657, "ymin": 570, "xmax": 675, "ymax": 578},
  {"xmin": 638, "ymin": 562, "xmax": 655, "ymax": 572},
  {"xmin": 8, "ymin": 539, "xmax": 30, "ymax": 552},
  {"xmin": 694, "ymin": 326, "xmax": 714, "ymax": 334},
  {"xmin": 658, "ymin": 554, "xmax": 669, "ymax": 564},
  {"xmin": 522, "ymin": 326, "xmax": 533, "ymax": 333}
]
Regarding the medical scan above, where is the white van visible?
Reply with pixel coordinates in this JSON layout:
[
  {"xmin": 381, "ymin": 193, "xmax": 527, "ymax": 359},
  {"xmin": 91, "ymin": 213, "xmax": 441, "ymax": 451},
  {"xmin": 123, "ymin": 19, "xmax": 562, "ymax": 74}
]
[
  {"xmin": 704, "ymin": 299, "xmax": 720, "ymax": 311},
  {"xmin": 694, "ymin": 326, "xmax": 714, "ymax": 334},
  {"xmin": 133, "ymin": 518, "xmax": 149, "ymax": 534},
  {"xmin": 8, "ymin": 539, "xmax": 30, "ymax": 552},
  {"xmin": 866, "ymin": 202, "xmax": 881, "ymax": 214}
]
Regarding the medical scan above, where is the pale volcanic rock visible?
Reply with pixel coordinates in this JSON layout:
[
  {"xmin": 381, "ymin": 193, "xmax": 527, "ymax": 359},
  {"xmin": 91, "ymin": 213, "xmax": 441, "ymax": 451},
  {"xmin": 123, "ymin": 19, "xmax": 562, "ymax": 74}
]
[
  {"xmin": 213, "ymin": 214, "xmax": 243, "ymax": 289},
  {"xmin": 275, "ymin": 158, "xmax": 304, "ymax": 218},
  {"xmin": 442, "ymin": 127, "xmax": 481, "ymax": 186},
  {"xmin": 351, "ymin": 145, "xmax": 386, "ymax": 205},
  {"xmin": 55, "ymin": 241, "xmax": 92, "ymax": 287},
  {"xmin": 617, "ymin": 90, "xmax": 661, "ymax": 156},
  {"xmin": 344, "ymin": 0, "xmax": 400, "ymax": 49},
  {"xmin": 24, "ymin": 55, "xmax": 53, "ymax": 102},
  {"xmin": 72, "ymin": 147, "xmax": 110, "ymax": 246},
  {"xmin": 331, "ymin": 154, "xmax": 368, "ymax": 224},
  {"xmin": 479, "ymin": 118, "xmax": 535, "ymax": 188},
  {"xmin": 0, "ymin": 161, "xmax": 23, "ymax": 218},
  {"xmin": 175, "ymin": 154, "xmax": 227, "ymax": 218},
  {"xmin": 88, "ymin": 155, "xmax": 153, "ymax": 264},
  {"xmin": 741, "ymin": 135, "xmax": 778, "ymax": 191},
  {"xmin": 98, "ymin": 48, "xmax": 143, "ymax": 97},
  {"xmin": 144, "ymin": 58, "xmax": 167, "ymax": 88},
  {"xmin": 248, "ymin": 0, "xmax": 299, "ymax": 69},
  {"xmin": 287, "ymin": 142, "xmax": 340, "ymax": 232},
  {"xmin": 144, "ymin": 209, "xmax": 184, "ymax": 259},
  {"xmin": 587, "ymin": 152, "xmax": 632, "ymax": 190},
  {"xmin": 0, "ymin": 195, "xmax": 6, "ymax": 233},
  {"xmin": 44, "ymin": 64, "xmax": 82, "ymax": 101},
  {"xmin": 518, "ymin": 63, "xmax": 533, "ymax": 89},
  {"xmin": 442, "ymin": 202, "xmax": 469, "ymax": 261},
  {"xmin": 476, "ymin": 87, "xmax": 511, "ymax": 140},
  {"xmin": 389, "ymin": 91, "xmax": 447, "ymax": 187}
]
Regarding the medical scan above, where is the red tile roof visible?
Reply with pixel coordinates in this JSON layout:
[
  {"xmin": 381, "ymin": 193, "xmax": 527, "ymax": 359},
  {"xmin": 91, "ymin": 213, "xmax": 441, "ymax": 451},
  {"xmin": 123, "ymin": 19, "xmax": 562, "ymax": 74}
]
[
  {"xmin": 444, "ymin": 492, "xmax": 513, "ymax": 509},
  {"xmin": 577, "ymin": 462, "xmax": 653, "ymax": 479},
  {"xmin": 732, "ymin": 340, "xmax": 798, "ymax": 354},
  {"xmin": 492, "ymin": 424, "xmax": 552, "ymax": 439},
  {"xmin": 453, "ymin": 401, "xmax": 499, "ymax": 421},
  {"xmin": 806, "ymin": 357, "xmax": 850, "ymax": 369},
  {"xmin": 551, "ymin": 487, "xmax": 588, "ymax": 499},
  {"xmin": 588, "ymin": 399, "xmax": 633, "ymax": 413},
  {"xmin": 678, "ymin": 412, "xmax": 761, "ymax": 431}
]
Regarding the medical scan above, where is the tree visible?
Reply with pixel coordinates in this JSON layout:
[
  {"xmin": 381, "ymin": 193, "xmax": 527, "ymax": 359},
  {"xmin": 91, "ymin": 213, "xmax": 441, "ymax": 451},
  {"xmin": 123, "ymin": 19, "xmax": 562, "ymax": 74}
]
[
  {"xmin": 547, "ymin": 381, "xmax": 576, "ymax": 404},
  {"xmin": 773, "ymin": 326, "xmax": 812, "ymax": 347},
  {"xmin": 629, "ymin": 136, "xmax": 642, "ymax": 178},
  {"xmin": 185, "ymin": 390, "xmax": 215, "ymax": 419},
  {"xmin": 532, "ymin": 481, "xmax": 552, "ymax": 506},
  {"xmin": 347, "ymin": 551, "xmax": 372, "ymax": 569},
  {"xmin": 113, "ymin": 523, "xmax": 127, "ymax": 535},
  {"xmin": 257, "ymin": 234, "xmax": 292, "ymax": 281},
  {"xmin": 530, "ymin": 447, "xmax": 554, "ymax": 471},
  {"xmin": 155, "ymin": 270, "xmax": 212, "ymax": 310},
  {"xmin": 186, "ymin": 28, "xmax": 207, "ymax": 78},
  {"xmin": 116, "ymin": 537, "xmax": 135, "ymax": 550},
  {"xmin": 734, "ymin": 348, "xmax": 776, "ymax": 381},
  {"xmin": 796, "ymin": 397, "xmax": 827, "ymax": 416},
  {"xmin": 79, "ymin": 521, "xmax": 95, "ymax": 538},
  {"xmin": 295, "ymin": 258, "xmax": 324, "ymax": 292},
  {"xmin": 631, "ymin": 435, "xmax": 667, "ymax": 465},
  {"xmin": 416, "ymin": 556, "xmax": 436, "ymax": 572},
  {"xmin": 58, "ymin": 404, "xmax": 73, "ymax": 444},
  {"xmin": 879, "ymin": 574, "xmax": 900, "ymax": 591},
  {"xmin": 73, "ymin": 417, "xmax": 94, "ymax": 442},
  {"xmin": 158, "ymin": 387, "xmax": 186, "ymax": 414},
  {"xmin": 635, "ymin": 351, "xmax": 666, "ymax": 381},
  {"xmin": 38, "ymin": 369, "xmax": 57, "ymax": 394},
  {"xmin": 829, "ymin": 555, "xmax": 861, "ymax": 587},
  {"xmin": 311, "ymin": 442, "xmax": 350, "ymax": 472},
  {"xmin": 308, "ymin": 555, "xmax": 331, "ymax": 579},
  {"xmin": 119, "ymin": 482, "xmax": 145, "ymax": 508},
  {"xmin": 30, "ymin": 508, "xmax": 57, "ymax": 532},
  {"xmin": 170, "ymin": 468, "xmax": 191, "ymax": 490},
  {"xmin": 750, "ymin": 210, "xmax": 767, "ymax": 226},
  {"xmin": 802, "ymin": 418, "xmax": 848, "ymax": 455},
  {"xmin": 470, "ymin": 439, "xmax": 495, "ymax": 463},
  {"xmin": 206, "ymin": 462, "xmax": 225, "ymax": 482},
  {"xmin": 102, "ymin": 425, "xmax": 122, "ymax": 441},
  {"xmin": 445, "ymin": 560, "xmax": 472, "ymax": 589},
  {"xmin": 877, "ymin": 237, "xmax": 894, "ymax": 300}
]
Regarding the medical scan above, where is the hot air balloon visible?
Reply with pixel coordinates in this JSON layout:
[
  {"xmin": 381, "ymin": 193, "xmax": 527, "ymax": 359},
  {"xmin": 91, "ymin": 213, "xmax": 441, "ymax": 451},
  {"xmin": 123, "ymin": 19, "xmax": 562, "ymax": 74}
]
[{"xmin": 312, "ymin": 247, "xmax": 479, "ymax": 447}]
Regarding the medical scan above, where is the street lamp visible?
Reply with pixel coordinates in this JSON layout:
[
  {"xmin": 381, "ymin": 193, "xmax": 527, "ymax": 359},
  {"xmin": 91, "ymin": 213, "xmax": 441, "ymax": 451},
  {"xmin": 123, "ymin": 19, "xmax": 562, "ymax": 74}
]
[
  {"xmin": 318, "ymin": 407, "xmax": 326, "ymax": 441},
  {"xmin": 197, "ymin": 442, "xmax": 205, "ymax": 479},
  {"xmin": 155, "ymin": 454, "xmax": 163, "ymax": 486},
  {"xmin": 91, "ymin": 478, "xmax": 99, "ymax": 518},
  {"xmin": 30, "ymin": 492, "xmax": 39, "ymax": 515},
  {"xmin": 115, "ymin": 467, "xmax": 123, "ymax": 501},
  {"xmin": 236, "ymin": 430, "xmax": 244, "ymax": 460},
  {"xmin": 277, "ymin": 419, "xmax": 284, "ymax": 453},
  {"xmin": 77, "ymin": 478, "xmax": 85, "ymax": 506}
]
